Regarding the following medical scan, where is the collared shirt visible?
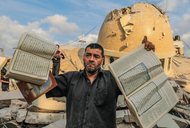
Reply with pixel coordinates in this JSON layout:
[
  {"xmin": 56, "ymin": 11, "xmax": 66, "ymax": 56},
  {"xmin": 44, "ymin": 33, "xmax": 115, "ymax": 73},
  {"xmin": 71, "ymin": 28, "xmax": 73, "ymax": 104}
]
[
  {"xmin": 46, "ymin": 69, "xmax": 121, "ymax": 128},
  {"xmin": 52, "ymin": 50, "xmax": 64, "ymax": 63}
]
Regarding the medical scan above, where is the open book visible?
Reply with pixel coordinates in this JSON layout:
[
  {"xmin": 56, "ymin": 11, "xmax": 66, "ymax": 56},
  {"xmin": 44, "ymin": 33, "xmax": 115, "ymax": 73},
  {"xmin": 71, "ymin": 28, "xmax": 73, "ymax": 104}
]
[
  {"xmin": 6, "ymin": 32, "xmax": 57, "ymax": 85},
  {"xmin": 108, "ymin": 44, "xmax": 178, "ymax": 128},
  {"xmin": 17, "ymin": 71, "xmax": 57, "ymax": 104}
]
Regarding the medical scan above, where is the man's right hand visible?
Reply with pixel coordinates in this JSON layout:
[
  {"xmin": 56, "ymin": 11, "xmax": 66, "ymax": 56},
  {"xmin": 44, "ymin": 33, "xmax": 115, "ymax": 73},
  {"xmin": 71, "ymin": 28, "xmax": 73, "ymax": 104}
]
[{"xmin": 142, "ymin": 36, "xmax": 155, "ymax": 52}]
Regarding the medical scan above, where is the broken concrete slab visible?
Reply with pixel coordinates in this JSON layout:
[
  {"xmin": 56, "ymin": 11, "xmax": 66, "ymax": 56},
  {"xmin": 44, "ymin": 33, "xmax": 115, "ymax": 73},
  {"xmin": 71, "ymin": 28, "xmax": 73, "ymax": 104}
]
[
  {"xmin": 0, "ymin": 121, "xmax": 21, "ymax": 128},
  {"xmin": 116, "ymin": 109, "xmax": 135, "ymax": 124},
  {"xmin": 117, "ymin": 95, "xmax": 127, "ymax": 108},
  {"xmin": 28, "ymin": 97, "xmax": 66, "ymax": 113},
  {"xmin": 0, "ymin": 108, "xmax": 12, "ymax": 121},
  {"xmin": 16, "ymin": 109, "xmax": 64, "ymax": 124},
  {"xmin": 42, "ymin": 119, "xmax": 66, "ymax": 128},
  {"xmin": 0, "ymin": 90, "xmax": 24, "ymax": 101},
  {"xmin": 156, "ymin": 113, "xmax": 188, "ymax": 128},
  {"xmin": 0, "ymin": 100, "xmax": 11, "ymax": 109},
  {"xmin": 117, "ymin": 123, "xmax": 135, "ymax": 128},
  {"xmin": 10, "ymin": 100, "xmax": 28, "ymax": 119},
  {"xmin": 10, "ymin": 99, "xmax": 28, "ymax": 109}
]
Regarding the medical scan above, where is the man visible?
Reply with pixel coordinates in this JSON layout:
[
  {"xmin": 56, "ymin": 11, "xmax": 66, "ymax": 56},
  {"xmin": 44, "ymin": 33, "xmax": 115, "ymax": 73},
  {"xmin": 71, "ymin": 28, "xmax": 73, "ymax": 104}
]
[
  {"xmin": 0, "ymin": 68, "xmax": 9, "ymax": 91},
  {"xmin": 52, "ymin": 44, "xmax": 65, "ymax": 76},
  {"xmin": 46, "ymin": 36, "xmax": 155, "ymax": 128}
]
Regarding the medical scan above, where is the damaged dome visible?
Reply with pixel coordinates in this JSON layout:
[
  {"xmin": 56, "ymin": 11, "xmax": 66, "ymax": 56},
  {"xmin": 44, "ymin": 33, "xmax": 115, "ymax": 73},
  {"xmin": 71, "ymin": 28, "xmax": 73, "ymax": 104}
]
[{"xmin": 97, "ymin": 2, "xmax": 174, "ymax": 53}]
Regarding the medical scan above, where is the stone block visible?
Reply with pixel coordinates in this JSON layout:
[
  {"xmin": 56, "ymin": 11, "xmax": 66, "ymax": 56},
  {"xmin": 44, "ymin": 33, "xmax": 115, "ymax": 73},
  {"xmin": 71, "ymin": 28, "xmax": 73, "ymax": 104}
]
[
  {"xmin": 0, "ymin": 100, "xmax": 11, "ymax": 109},
  {"xmin": 42, "ymin": 119, "xmax": 66, "ymax": 128},
  {"xmin": 0, "ymin": 108, "xmax": 12, "ymax": 121},
  {"xmin": 16, "ymin": 109, "xmax": 64, "ymax": 124},
  {"xmin": 28, "ymin": 97, "xmax": 66, "ymax": 113},
  {"xmin": 117, "ymin": 123, "xmax": 135, "ymax": 128},
  {"xmin": 0, "ymin": 90, "xmax": 24, "ymax": 101}
]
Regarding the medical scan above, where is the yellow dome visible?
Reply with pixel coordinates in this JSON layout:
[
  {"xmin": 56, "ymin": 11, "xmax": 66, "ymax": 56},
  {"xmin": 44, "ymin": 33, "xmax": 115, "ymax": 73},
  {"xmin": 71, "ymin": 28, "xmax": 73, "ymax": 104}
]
[{"xmin": 97, "ymin": 2, "xmax": 174, "ymax": 53}]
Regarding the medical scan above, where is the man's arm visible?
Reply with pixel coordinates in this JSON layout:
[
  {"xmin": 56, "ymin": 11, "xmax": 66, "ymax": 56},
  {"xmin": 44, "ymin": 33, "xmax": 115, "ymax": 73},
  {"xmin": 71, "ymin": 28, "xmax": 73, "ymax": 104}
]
[
  {"xmin": 0, "ymin": 80, "xmax": 9, "ymax": 83},
  {"xmin": 60, "ymin": 52, "xmax": 65, "ymax": 59},
  {"xmin": 46, "ymin": 72, "xmax": 70, "ymax": 98}
]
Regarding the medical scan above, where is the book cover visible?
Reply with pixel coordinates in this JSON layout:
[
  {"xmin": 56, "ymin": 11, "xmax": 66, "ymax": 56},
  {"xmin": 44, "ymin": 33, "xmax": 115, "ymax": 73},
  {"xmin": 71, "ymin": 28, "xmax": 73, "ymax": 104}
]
[{"xmin": 17, "ymin": 71, "xmax": 57, "ymax": 104}]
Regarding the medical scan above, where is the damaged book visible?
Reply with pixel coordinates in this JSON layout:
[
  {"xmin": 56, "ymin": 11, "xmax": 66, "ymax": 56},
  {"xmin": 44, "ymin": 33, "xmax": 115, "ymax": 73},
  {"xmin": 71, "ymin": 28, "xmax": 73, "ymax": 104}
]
[
  {"xmin": 108, "ymin": 44, "xmax": 178, "ymax": 128},
  {"xmin": 6, "ymin": 32, "xmax": 57, "ymax": 85},
  {"xmin": 17, "ymin": 71, "xmax": 57, "ymax": 104}
]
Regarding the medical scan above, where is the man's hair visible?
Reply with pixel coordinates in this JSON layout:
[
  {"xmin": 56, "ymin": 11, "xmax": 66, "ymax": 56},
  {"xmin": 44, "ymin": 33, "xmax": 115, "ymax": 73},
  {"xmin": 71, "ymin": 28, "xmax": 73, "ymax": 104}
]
[
  {"xmin": 56, "ymin": 44, "xmax": 60, "ymax": 48},
  {"xmin": 85, "ymin": 43, "xmax": 104, "ymax": 57}
]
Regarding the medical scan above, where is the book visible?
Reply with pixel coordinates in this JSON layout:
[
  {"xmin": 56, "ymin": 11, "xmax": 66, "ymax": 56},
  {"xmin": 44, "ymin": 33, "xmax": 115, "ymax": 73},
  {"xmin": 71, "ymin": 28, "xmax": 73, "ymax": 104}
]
[
  {"xmin": 6, "ymin": 32, "xmax": 57, "ymax": 85},
  {"xmin": 17, "ymin": 71, "xmax": 57, "ymax": 104},
  {"xmin": 108, "ymin": 44, "xmax": 178, "ymax": 128}
]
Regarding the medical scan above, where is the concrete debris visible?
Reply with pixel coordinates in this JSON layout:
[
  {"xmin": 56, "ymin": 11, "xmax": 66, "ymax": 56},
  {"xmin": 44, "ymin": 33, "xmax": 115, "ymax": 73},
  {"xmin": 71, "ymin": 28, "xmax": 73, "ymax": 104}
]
[
  {"xmin": 28, "ymin": 97, "xmax": 66, "ymax": 113},
  {"xmin": 117, "ymin": 123, "xmax": 135, "ymax": 128},
  {"xmin": 0, "ymin": 108, "xmax": 12, "ymax": 121},
  {"xmin": 16, "ymin": 109, "xmax": 64, "ymax": 124},
  {"xmin": 0, "ymin": 100, "xmax": 11, "ymax": 109},
  {"xmin": 116, "ymin": 110, "xmax": 134, "ymax": 124},
  {"xmin": 156, "ymin": 113, "xmax": 187, "ymax": 128},
  {"xmin": 42, "ymin": 119, "xmax": 66, "ymax": 128},
  {"xmin": 0, "ymin": 90, "xmax": 24, "ymax": 101},
  {"xmin": 0, "ymin": 121, "xmax": 21, "ymax": 128}
]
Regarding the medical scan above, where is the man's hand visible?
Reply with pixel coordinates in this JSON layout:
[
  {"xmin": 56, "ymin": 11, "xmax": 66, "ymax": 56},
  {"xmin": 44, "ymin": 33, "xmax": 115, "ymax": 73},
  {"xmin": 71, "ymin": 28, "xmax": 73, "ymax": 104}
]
[
  {"xmin": 142, "ymin": 36, "xmax": 155, "ymax": 52},
  {"xmin": 60, "ymin": 55, "xmax": 63, "ymax": 58}
]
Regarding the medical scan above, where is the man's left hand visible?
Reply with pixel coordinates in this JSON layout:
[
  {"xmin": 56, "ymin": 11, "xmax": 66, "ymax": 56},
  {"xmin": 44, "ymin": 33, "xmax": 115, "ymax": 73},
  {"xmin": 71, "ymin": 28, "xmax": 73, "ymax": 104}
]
[{"xmin": 142, "ymin": 36, "xmax": 155, "ymax": 52}]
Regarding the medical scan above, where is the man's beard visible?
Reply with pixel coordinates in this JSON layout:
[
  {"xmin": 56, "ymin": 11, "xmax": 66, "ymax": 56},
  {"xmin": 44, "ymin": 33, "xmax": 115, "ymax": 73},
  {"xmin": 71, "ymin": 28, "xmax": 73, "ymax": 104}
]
[{"xmin": 84, "ymin": 61, "xmax": 101, "ymax": 74}]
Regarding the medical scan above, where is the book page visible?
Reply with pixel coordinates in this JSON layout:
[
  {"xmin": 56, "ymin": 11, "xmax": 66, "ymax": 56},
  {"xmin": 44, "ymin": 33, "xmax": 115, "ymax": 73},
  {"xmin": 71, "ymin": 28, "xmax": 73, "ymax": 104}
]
[
  {"xmin": 12, "ymin": 50, "xmax": 50, "ymax": 77},
  {"xmin": 6, "ymin": 50, "xmax": 51, "ymax": 85},
  {"xmin": 127, "ymin": 73, "xmax": 178, "ymax": 128},
  {"xmin": 17, "ymin": 33, "xmax": 57, "ymax": 60},
  {"xmin": 108, "ymin": 44, "xmax": 162, "ymax": 97}
]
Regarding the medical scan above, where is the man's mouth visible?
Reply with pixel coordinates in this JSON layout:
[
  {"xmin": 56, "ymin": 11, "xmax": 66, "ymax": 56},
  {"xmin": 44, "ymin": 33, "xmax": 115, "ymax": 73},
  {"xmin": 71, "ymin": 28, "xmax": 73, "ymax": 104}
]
[{"xmin": 87, "ymin": 64, "xmax": 94, "ymax": 67}]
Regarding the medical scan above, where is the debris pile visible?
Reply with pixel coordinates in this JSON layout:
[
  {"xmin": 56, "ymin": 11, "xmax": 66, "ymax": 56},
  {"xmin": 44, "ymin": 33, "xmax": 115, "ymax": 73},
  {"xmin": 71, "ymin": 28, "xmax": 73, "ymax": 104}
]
[{"xmin": 0, "ymin": 91, "xmax": 66, "ymax": 128}]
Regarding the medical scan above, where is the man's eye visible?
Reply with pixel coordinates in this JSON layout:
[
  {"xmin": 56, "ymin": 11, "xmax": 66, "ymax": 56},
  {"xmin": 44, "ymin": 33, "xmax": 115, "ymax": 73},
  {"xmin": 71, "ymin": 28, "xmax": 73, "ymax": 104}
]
[{"xmin": 94, "ymin": 55, "xmax": 100, "ymax": 58}]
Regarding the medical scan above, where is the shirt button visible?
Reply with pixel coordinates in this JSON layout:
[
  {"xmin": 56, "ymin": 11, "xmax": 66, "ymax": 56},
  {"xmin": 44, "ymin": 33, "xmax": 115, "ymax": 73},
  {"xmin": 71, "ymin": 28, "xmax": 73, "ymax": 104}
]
[{"xmin": 88, "ymin": 93, "xmax": 90, "ymax": 96}]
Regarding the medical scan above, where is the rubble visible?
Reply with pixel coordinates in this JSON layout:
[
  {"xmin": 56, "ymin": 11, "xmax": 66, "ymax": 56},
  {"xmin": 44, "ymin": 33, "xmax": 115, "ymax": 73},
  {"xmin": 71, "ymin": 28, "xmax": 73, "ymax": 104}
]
[
  {"xmin": 156, "ymin": 113, "xmax": 188, "ymax": 128},
  {"xmin": 42, "ymin": 119, "xmax": 66, "ymax": 128},
  {"xmin": 16, "ymin": 109, "xmax": 64, "ymax": 124},
  {"xmin": 0, "ymin": 108, "xmax": 12, "ymax": 121},
  {"xmin": 28, "ymin": 96, "xmax": 66, "ymax": 113}
]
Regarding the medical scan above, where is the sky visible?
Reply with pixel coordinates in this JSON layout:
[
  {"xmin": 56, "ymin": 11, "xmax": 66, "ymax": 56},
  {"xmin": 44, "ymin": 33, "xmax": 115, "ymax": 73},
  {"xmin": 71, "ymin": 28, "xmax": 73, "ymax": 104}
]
[{"xmin": 0, "ymin": 0, "xmax": 190, "ymax": 57}]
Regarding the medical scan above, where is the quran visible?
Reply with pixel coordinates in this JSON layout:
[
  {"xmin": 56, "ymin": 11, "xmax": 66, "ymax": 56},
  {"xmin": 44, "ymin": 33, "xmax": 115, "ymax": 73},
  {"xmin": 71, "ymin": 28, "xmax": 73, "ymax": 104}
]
[
  {"xmin": 17, "ymin": 71, "xmax": 57, "ymax": 104},
  {"xmin": 108, "ymin": 44, "xmax": 178, "ymax": 128},
  {"xmin": 6, "ymin": 32, "xmax": 57, "ymax": 85}
]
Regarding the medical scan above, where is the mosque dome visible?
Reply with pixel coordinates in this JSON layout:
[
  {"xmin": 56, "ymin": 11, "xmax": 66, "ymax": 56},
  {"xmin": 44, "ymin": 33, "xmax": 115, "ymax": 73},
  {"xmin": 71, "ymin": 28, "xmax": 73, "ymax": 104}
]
[{"xmin": 97, "ymin": 2, "xmax": 174, "ymax": 53}]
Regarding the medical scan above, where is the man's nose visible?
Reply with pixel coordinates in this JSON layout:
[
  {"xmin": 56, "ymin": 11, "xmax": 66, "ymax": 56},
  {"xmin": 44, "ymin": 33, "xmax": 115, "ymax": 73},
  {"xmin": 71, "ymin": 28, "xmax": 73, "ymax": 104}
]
[{"xmin": 89, "ymin": 56, "xmax": 95, "ymax": 61}]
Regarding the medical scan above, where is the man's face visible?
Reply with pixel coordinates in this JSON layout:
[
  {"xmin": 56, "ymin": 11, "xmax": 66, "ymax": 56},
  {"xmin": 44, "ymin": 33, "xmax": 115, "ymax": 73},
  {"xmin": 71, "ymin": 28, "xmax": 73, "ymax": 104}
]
[{"xmin": 83, "ymin": 47, "xmax": 104, "ymax": 74}]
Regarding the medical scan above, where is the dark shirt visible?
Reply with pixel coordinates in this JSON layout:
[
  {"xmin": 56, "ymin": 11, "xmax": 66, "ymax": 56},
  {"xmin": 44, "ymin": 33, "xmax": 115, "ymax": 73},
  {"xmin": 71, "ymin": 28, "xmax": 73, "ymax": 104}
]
[
  {"xmin": 52, "ymin": 50, "xmax": 64, "ymax": 63},
  {"xmin": 1, "ymin": 77, "xmax": 9, "ymax": 91},
  {"xmin": 1, "ymin": 67, "xmax": 7, "ymax": 78},
  {"xmin": 46, "ymin": 69, "xmax": 122, "ymax": 128}
]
